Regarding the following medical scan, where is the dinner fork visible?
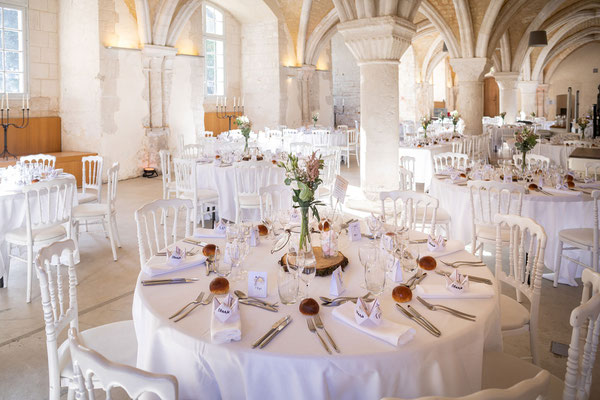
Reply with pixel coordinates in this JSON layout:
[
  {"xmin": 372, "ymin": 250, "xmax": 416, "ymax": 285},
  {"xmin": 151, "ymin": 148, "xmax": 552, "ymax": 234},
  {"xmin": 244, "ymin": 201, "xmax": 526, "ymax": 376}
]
[
  {"xmin": 169, "ymin": 292, "xmax": 204, "ymax": 319},
  {"xmin": 174, "ymin": 293, "xmax": 215, "ymax": 322},
  {"xmin": 416, "ymin": 296, "xmax": 476, "ymax": 321},
  {"xmin": 313, "ymin": 315, "xmax": 339, "ymax": 353},
  {"xmin": 307, "ymin": 318, "xmax": 331, "ymax": 354},
  {"xmin": 439, "ymin": 259, "xmax": 486, "ymax": 268}
]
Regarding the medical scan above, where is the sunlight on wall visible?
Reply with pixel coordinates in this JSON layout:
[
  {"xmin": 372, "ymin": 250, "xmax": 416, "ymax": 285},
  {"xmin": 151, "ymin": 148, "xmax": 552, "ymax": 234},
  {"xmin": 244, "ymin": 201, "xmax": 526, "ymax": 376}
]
[{"xmin": 432, "ymin": 61, "xmax": 446, "ymax": 102}]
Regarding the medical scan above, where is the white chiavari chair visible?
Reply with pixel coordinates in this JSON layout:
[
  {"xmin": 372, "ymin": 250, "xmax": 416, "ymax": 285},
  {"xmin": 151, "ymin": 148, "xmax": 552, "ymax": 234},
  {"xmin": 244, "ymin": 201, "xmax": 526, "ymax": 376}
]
[
  {"xmin": 181, "ymin": 144, "xmax": 203, "ymax": 159},
  {"xmin": 481, "ymin": 269, "xmax": 600, "ymax": 400},
  {"xmin": 290, "ymin": 142, "xmax": 313, "ymax": 157},
  {"xmin": 398, "ymin": 166, "xmax": 414, "ymax": 191},
  {"xmin": 554, "ymin": 190, "xmax": 599, "ymax": 287},
  {"xmin": 20, "ymin": 153, "xmax": 56, "ymax": 169},
  {"xmin": 585, "ymin": 162, "xmax": 600, "ymax": 180},
  {"xmin": 177, "ymin": 134, "xmax": 185, "ymax": 154},
  {"xmin": 316, "ymin": 154, "xmax": 338, "ymax": 202},
  {"xmin": 451, "ymin": 138, "xmax": 465, "ymax": 153},
  {"xmin": 316, "ymin": 146, "xmax": 341, "ymax": 176},
  {"xmin": 380, "ymin": 190, "xmax": 439, "ymax": 235},
  {"xmin": 173, "ymin": 158, "xmax": 219, "ymax": 228},
  {"xmin": 134, "ymin": 199, "xmax": 193, "ymax": 272},
  {"xmin": 399, "ymin": 156, "xmax": 416, "ymax": 178},
  {"xmin": 72, "ymin": 163, "xmax": 122, "ymax": 261},
  {"xmin": 564, "ymin": 140, "xmax": 592, "ymax": 148},
  {"xmin": 159, "ymin": 149, "xmax": 176, "ymax": 201},
  {"xmin": 5, "ymin": 177, "xmax": 75, "ymax": 302},
  {"xmin": 233, "ymin": 161, "xmax": 272, "ymax": 223},
  {"xmin": 468, "ymin": 181, "xmax": 526, "ymax": 260},
  {"xmin": 78, "ymin": 156, "xmax": 103, "ymax": 204},
  {"xmin": 433, "ymin": 152, "xmax": 469, "ymax": 173},
  {"xmin": 494, "ymin": 214, "xmax": 547, "ymax": 365},
  {"xmin": 339, "ymin": 128, "xmax": 359, "ymax": 168},
  {"xmin": 68, "ymin": 328, "xmax": 178, "ymax": 400},
  {"xmin": 259, "ymin": 184, "xmax": 292, "ymax": 221},
  {"xmin": 383, "ymin": 370, "xmax": 550, "ymax": 399},
  {"xmin": 34, "ymin": 239, "xmax": 137, "ymax": 400},
  {"xmin": 526, "ymin": 154, "xmax": 550, "ymax": 170},
  {"xmin": 337, "ymin": 125, "xmax": 348, "ymax": 132}
]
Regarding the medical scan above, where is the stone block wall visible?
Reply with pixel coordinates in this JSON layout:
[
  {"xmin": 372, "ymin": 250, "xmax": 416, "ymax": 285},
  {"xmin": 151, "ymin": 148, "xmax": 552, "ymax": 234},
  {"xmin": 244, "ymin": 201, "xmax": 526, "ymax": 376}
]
[{"xmin": 331, "ymin": 32, "xmax": 360, "ymax": 128}]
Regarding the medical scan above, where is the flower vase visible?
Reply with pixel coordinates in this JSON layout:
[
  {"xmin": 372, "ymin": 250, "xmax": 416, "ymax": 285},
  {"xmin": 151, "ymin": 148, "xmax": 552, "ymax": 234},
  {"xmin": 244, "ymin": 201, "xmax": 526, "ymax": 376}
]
[
  {"xmin": 522, "ymin": 151, "xmax": 527, "ymax": 173},
  {"xmin": 244, "ymin": 138, "xmax": 249, "ymax": 154},
  {"xmin": 298, "ymin": 206, "xmax": 316, "ymax": 268}
]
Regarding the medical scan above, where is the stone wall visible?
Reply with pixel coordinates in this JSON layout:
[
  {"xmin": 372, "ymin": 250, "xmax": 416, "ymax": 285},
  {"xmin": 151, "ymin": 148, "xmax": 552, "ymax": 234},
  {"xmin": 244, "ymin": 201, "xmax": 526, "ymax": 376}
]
[
  {"xmin": 331, "ymin": 32, "xmax": 359, "ymax": 128},
  {"xmin": 399, "ymin": 46, "xmax": 416, "ymax": 123}
]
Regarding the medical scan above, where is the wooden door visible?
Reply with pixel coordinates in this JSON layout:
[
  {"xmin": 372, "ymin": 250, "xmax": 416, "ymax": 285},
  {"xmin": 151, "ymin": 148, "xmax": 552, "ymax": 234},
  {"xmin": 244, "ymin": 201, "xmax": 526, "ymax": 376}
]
[{"xmin": 484, "ymin": 77, "xmax": 499, "ymax": 117}]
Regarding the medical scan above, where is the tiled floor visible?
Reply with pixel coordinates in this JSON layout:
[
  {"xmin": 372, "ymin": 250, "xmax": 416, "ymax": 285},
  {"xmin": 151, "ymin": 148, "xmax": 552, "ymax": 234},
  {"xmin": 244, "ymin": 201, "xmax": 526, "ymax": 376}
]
[{"xmin": 0, "ymin": 164, "xmax": 598, "ymax": 399}]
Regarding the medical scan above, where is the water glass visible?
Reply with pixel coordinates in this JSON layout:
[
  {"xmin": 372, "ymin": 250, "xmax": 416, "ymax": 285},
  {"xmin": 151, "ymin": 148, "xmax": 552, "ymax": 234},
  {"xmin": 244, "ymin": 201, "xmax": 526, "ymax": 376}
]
[
  {"xmin": 278, "ymin": 264, "xmax": 299, "ymax": 305},
  {"xmin": 226, "ymin": 241, "xmax": 243, "ymax": 281},
  {"xmin": 299, "ymin": 259, "xmax": 316, "ymax": 299}
]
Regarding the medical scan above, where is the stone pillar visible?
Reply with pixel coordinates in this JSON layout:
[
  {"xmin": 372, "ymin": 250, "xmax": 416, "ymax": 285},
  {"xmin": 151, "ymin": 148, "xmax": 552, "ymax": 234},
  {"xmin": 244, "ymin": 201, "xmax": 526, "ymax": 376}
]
[
  {"xmin": 449, "ymin": 58, "xmax": 489, "ymax": 135},
  {"xmin": 338, "ymin": 16, "xmax": 415, "ymax": 193},
  {"xmin": 299, "ymin": 65, "xmax": 316, "ymax": 125},
  {"xmin": 537, "ymin": 84, "xmax": 549, "ymax": 119},
  {"xmin": 494, "ymin": 72, "xmax": 520, "ymax": 124},
  {"xmin": 415, "ymin": 82, "xmax": 433, "ymax": 121},
  {"xmin": 141, "ymin": 44, "xmax": 177, "ymax": 135},
  {"xmin": 518, "ymin": 80, "xmax": 539, "ymax": 117}
]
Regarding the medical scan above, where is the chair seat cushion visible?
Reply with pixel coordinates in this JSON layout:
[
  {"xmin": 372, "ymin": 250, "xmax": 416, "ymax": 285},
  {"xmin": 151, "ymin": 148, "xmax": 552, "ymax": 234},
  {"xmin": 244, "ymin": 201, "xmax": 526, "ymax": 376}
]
[
  {"xmin": 415, "ymin": 206, "xmax": 451, "ymax": 223},
  {"xmin": 58, "ymin": 320, "xmax": 137, "ymax": 383},
  {"xmin": 482, "ymin": 351, "xmax": 563, "ymax": 400},
  {"xmin": 5, "ymin": 224, "xmax": 66, "ymax": 244},
  {"xmin": 77, "ymin": 192, "xmax": 98, "ymax": 204},
  {"xmin": 500, "ymin": 294, "xmax": 530, "ymax": 331},
  {"xmin": 239, "ymin": 194, "xmax": 260, "ymax": 207},
  {"xmin": 476, "ymin": 224, "xmax": 511, "ymax": 242},
  {"xmin": 73, "ymin": 204, "xmax": 108, "ymax": 218},
  {"xmin": 559, "ymin": 228, "xmax": 593, "ymax": 247}
]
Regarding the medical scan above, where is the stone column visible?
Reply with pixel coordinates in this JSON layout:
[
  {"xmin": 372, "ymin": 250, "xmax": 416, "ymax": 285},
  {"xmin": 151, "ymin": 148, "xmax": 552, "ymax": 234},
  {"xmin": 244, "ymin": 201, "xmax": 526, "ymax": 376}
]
[
  {"xmin": 537, "ymin": 84, "xmax": 549, "ymax": 119},
  {"xmin": 415, "ymin": 82, "xmax": 433, "ymax": 121},
  {"xmin": 449, "ymin": 58, "xmax": 489, "ymax": 135},
  {"xmin": 518, "ymin": 80, "xmax": 539, "ymax": 117},
  {"xmin": 338, "ymin": 16, "xmax": 415, "ymax": 193},
  {"xmin": 494, "ymin": 72, "xmax": 520, "ymax": 124},
  {"xmin": 298, "ymin": 65, "xmax": 316, "ymax": 125}
]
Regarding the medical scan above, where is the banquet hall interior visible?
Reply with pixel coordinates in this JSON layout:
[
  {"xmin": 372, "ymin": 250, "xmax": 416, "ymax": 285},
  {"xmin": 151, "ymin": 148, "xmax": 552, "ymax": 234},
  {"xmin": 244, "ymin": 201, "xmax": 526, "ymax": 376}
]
[{"xmin": 1, "ymin": 0, "xmax": 600, "ymax": 399}]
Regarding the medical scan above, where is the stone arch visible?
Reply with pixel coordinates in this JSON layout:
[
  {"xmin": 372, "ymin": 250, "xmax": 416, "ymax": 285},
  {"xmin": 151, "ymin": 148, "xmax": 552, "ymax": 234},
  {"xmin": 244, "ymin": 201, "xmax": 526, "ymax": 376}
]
[
  {"xmin": 476, "ymin": 0, "xmax": 504, "ymax": 57},
  {"xmin": 542, "ymin": 0, "xmax": 600, "ymax": 32},
  {"xmin": 305, "ymin": 8, "xmax": 340, "ymax": 66},
  {"xmin": 166, "ymin": 0, "xmax": 202, "ymax": 47},
  {"xmin": 425, "ymin": 49, "xmax": 447, "ymax": 83},
  {"xmin": 499, "ymin": 32, "xmax": 511, "ymax": 72},
  {"xmin": 422, "ymin": 35, "xmax": 443, "ymax": 81},
  {"xmin": 486, "ymin": 0, "xmax": 528, "ymax": 62},
  {"xmin": 133, "ymin": 0, "xmax": 152, "ymax": 44},
  {"xmin": 540, "ymin": 28, "xmax": 600, "ymax": 82},
  {"xmin": 152, "ymin": 0, "xmax": 179, "ymax": 46},
  {"xmin": 453, "ymin": 0, "xmax": 474, "ymax": 57},
  {"xmin": 419, "ymin": 0, "xmax": 461, "ymax": 58},
  {"xmin": 296, "ymin": 0, "xmax": 313, "ymax": 65},
  {"xmin": 544, "ymin": 38, "xmax": 600, "ymax": 83}
]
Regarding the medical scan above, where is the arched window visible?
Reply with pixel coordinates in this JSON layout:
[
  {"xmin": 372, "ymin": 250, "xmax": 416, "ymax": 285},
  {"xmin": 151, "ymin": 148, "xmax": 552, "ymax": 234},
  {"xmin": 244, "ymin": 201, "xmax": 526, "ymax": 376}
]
[{"xmin": 204, "ymin": 3, "xmax": 224, "ymax": 96}]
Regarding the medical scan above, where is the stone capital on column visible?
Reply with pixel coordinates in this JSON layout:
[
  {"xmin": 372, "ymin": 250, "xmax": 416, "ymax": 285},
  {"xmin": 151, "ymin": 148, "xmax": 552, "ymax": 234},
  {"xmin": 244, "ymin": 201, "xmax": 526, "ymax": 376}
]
[
  {"xmin": 449, "ymin": 57, "xmax": 489, "ymax": 82},
  {"xmin": 518, "ymin": 80, "xmax": 539, "ymax": 94},
  {"xmin": 337, "ymin": 16, "xmax": 415, "ymax": 64},
  {"xmin": 298, "ymin": 64, "xmax": 316, "ymax": 81},
  {"xmin": 493, "ymin": 72, "xmax": 520, "ymax": 90}
]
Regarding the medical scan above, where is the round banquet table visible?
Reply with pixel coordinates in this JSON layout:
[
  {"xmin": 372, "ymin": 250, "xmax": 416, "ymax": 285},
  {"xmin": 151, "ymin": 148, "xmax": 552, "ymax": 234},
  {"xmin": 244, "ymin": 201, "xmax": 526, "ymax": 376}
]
[
  {"xmin": 534, "ymin": 142, "xmax": 575, "ymax": 168},
  {"xmin": 0, "ymin": 173, "xmax": 79, "ymax": 287},
  {"xmin": 195, "ymin": 160, "xmax": 285, "ymax": 222},
  {"xmin": 429, "ymin": 177, "xmax": 595, "ymax": 286},
  {"xmin": 398, "ymin": 142, "xmax": 453, "ymax": 190},
  {"xmin": 133, "ymin": 230, "xmax": 502, "ymax": 400}
]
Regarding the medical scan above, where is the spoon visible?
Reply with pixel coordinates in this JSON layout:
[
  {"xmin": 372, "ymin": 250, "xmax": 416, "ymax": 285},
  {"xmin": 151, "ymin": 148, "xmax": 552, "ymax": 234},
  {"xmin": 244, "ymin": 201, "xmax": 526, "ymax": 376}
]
[{"xmin": 234, "ymin": 290, "xmax": 279, "ymax": 308}]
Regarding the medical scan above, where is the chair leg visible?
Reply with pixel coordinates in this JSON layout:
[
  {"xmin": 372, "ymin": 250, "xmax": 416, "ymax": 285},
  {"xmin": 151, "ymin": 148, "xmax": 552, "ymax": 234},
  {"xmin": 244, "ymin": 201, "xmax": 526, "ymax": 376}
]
[
  {"xmin": 530, "ymin": 325, "xmax": 539, "ymax": 366},
  {"xmin": 106, "ymin": 216, "xmax": 118, "ymax": 261},
  {"xmin": 112, "ymin": 215, "xmax": 122, "ymax": 248},
  {"xmin": 346, "ymin": 149, "xmax": 350, "ymax": 168},
  {"xmin": 554, "ymin": 240, "xmax": 564, "ymax": 288},
  {"xmin": 26, "ymin": 244, "xmax": 33, "ymax": 303}
]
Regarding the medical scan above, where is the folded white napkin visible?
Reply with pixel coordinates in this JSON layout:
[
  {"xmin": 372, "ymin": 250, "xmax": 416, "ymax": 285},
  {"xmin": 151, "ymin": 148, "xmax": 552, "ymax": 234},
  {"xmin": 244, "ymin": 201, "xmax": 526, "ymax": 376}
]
[
  {"xmin": 415, "ymin": 281, "xmax": 494, "ymax": 299},
  {"xmin": 142, "ymin": 252, "xmax": 207, "ymax": 277},
  {"xmin": 541, "ymin": 187, "xmax": 582, "ymax": 197},
  {"xmin": 194, "ymin": 228, "xmax": 226, "ymax": 238},
  {"xmin": 577, "ymin": 182, "xmax": 600, "ymax": 189},
  {"xmin": 211, "ymin": 295, "xmax": 242, "ymax": 344},
  {"xmin": 418, "ymin": 239, "xmax": 464, "ymax": 259},
  {"xmin": 332, "ymin": 302, "xmax": 416, "ymax": 346}
]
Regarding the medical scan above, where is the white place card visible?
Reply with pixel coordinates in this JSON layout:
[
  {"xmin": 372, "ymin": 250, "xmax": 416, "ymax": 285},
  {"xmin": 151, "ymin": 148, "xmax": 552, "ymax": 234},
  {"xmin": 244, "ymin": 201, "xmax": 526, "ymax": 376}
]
[
  {"xmin": 213, "ymin": 294, "xmax": 239, "ymax": 323},
  {"xmin": 503, "ymin": 174, "xmax": 512, "ymax": 184},
  {"xmin": 166, "ymin": 246, "xmax": 186, "ymax": 267},
  {"xmin": 248, "ymin": 271, "xmax": 268, "ymax": 298},
  {"xmin": 215, "ymin": 219, "xmax": 227, "ymax": 235},
  {"xmin": 354, "ymin": 298, "xmax": 382, "ymax": 326},
  {"xmin": 329, "ymin": 267, "xmax": 345, "ymax": 296},
  {"xmin": 332, "ymin": 174, "xmax": 349, "ymax": 203},
  {"xmin": 289, "ymin": 208, "xmax": 301, "ymax": 224},
  {"xmin": 444, "ymin": 270, "xmax": 469, "ymax": 295},
  {"xmin": 348, "ymin": 221, "xmax": 361, "ymax": 241},
  {"xmin": 250, "ymin": 227, "xmax": 260, "ymax": 247},
  {"xmin": 392, "ymin": 258, "xmax": 403, "ymax": 282}
]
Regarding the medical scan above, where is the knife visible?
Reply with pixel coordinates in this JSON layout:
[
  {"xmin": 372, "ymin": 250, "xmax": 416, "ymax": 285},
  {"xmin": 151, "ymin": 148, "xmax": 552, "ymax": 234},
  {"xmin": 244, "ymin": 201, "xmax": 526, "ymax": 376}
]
[
  {"xmin": 435, "ymin": 270, "xmax": 492, "ymax": 285},
  {"xmin": 396, "ymin": 304, "xmax": 440, "ymax": 337},
  {"xmin": 239, "ymin": 300, "xmax": 278, "ymax": 312},
  {"xmin": 183, "ymin": 238, "xmax": 208, "ymax": 246},
  {"xmin": 141, "ymin": 278, "xmax": 199, "ymax": 286},
  {"xmin": 252, "ymin": 316, "xmax": 289, "ymax": 348},
  {"xmin": 259, "ymin": 317, "xmax": 292, "ymax": 348}
]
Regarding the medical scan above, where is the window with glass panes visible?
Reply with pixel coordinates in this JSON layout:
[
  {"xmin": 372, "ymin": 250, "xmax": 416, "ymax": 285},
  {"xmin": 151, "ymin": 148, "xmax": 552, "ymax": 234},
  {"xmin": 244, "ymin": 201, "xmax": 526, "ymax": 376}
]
[
  {"xmin": 0, "ymin": 6, "xmax": 24, "ymax": 93},
  {"xmin": 204, "ymin": 4, "xmax": 224, "ymax": 96}
]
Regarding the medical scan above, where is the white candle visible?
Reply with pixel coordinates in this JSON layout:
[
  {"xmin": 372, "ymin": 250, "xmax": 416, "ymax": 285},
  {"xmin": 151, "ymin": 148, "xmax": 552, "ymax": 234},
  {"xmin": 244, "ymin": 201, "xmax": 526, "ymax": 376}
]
[
  {"xmin": 6, "ymin": 92, "xmax": 9, "ymax": 110},
  {"xmin": 21, "ymin": 94, "xmax": 24, "ymax": 109},
  {"xmin": 224, "ymin": 97, "xmax": 227, "ymax": 107},
  {"xmin": 242, "ymin": 97, "xmax": 245, "ymax": 107},
  {"xmin": 343, "ymin": 98, "xmax": 345, "ymax": 106},
  {"xmin": 26, "ymin": 95, "xmax": 29, "ymax": 109},
  {"xmin": 1, "ymin": 94, "xmax": 4, "ymax": 110}
]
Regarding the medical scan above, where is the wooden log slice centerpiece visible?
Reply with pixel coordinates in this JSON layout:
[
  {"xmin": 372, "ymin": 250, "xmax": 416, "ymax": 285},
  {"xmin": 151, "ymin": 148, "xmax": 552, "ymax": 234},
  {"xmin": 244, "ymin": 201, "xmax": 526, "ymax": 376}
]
[{"xmin": 279, "ymin": 246, "xmax": 348, "ymax": 277}]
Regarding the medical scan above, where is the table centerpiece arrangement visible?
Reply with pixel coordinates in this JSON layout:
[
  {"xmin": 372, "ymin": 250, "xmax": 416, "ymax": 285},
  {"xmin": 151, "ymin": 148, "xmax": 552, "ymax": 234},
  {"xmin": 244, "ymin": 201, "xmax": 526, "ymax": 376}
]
[
  {"xmin": 577, "ymin": 117, "xmax": 589, "ymax": 140},
  {"xmin": 514, "ymin": 127, "xmax": 538, "ymax": 173},
  {"xmin": 421, "ymin": 115, "xmax": 431, "ymax": 139},
  {"xmin": 235, "ymin": 115, "xmax": 252, "ymax": 154},
  {"xmin": 450, "ymin": 110, "xmax": 460, "ymax": 133}
]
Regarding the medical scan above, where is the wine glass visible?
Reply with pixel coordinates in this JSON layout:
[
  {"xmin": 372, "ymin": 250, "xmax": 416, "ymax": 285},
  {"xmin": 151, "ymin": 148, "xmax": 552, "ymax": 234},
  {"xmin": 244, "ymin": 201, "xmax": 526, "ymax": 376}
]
[
  {"xmin": 226, "ymin": 241, "xmax": 243, "ymax": 281},
  {"xmin": 237, "ymin": 238, "xmax": 249, "ymax": 279},
  {"xmin": 366, "ymin": 213, "xmax": 383, "ymax": 241},
  {"xmin": 262, "ymin": 206, "xmax": 275, "ymax": 240},
  {"xmin": 299, "ymin": 255, "xmax": 316, "ymax": 299}
]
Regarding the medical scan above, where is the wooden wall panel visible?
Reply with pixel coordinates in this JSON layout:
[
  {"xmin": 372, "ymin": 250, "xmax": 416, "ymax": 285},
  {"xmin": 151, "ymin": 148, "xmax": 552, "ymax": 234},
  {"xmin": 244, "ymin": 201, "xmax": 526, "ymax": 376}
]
[
  {"xmin": 204, "ymin": 112, "xmax": 235, "ymax": 135},
  {"xmin": 1, "ymin": 116, "xmax": 61, "ymax": 156}
]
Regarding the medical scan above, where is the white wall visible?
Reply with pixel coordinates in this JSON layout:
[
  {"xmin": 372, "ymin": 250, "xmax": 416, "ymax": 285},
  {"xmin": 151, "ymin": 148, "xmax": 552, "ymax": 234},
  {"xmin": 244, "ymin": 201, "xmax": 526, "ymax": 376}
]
[
  {"xmin": 331, "ymin": 32, "xmax": 360, "ymax": 128},
  {"xmin": 546, "ymin": 42, "xmax": 600, "ymax": 118}
]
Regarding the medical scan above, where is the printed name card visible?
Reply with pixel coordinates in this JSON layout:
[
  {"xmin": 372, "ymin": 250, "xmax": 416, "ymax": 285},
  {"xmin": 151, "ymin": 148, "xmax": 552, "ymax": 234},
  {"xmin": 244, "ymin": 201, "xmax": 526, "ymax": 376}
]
[
  {"xmin": 427, "ymin": 235, "xmax": 446, "ymax": 252},
  {"xmin": 213, "ymin": 294, "xmax": 239, "ymax": 323},
  {"xmin": 444, "ymin": 270, "xmax": 469, "ymax": 295},
  {"xmin": 166, "ymin": 246, "xmax": 186, "ymax": 266},
  {"xmin": 348, "ymin": 221, "xmax": 361, "ymax": 241},
  {"xmin": 289, "ymin": 208, "xmax": 301, "ymax": 224},
  {"xmin": 250, "ymin": 227, "xmax": 260, "ymax": 247},
  {"xmin": 215, "ymin": 220, "xmax": 227, "ymax": 235},
  {"xmin": 329, "ymin": 267, "xmax": 345, "ymax": 296},
  {"xmin": 332, "ymin": 175, "xmax": 349, "ymax": 203},
  {"xmin": 354, "ymin": 298, "xmax": 382, "ymax": 326},
  {"xmin": 248, "ymin": 271, "xmax": 268, "ymax": 298},
  {"xmin": 392, "ymin": 257, "xmax": 403, "ymax": 282},
  {"xmin": 503, "ymin": 174, "xmax": 513, "ymax": 184}
]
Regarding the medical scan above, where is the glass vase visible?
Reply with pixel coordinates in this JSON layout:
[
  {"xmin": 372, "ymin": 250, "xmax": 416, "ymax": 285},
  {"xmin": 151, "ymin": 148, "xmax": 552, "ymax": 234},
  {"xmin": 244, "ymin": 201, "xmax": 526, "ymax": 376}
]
[{"xmin": 522, "ymin": 151, "xmax": 527, "ymax": 173}]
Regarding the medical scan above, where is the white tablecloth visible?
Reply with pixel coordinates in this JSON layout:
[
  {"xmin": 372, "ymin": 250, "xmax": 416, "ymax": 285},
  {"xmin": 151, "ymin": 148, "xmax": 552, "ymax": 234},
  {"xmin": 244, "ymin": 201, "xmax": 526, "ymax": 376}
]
[
  {"xmin": 398, "ymin": 143, "xmax": 453, "ymax": 190},
  {"xmin": 133, "ymin": 230, "xmax": 502, "ymax": 400},
  {"xmin": 485, "ymin": 125, "xmax": 521, "ymax": 154},
  {"xmin": 534, "ymin": 143, "xmax": 575, "ymax": 168},
  {"xmin": 257, "ymin": 132, "xmax": 346, "ymax": 153},
  {"xmin": 0, "ymin": 173, "xmax": 79, "ymax": 286},
  {"xmin": 196, "ymin": 161, "xmax": 285, "ymax": 222},
  {"xmin": 430, "ymin": 177, "xmax": 595, "ymax": 286}
]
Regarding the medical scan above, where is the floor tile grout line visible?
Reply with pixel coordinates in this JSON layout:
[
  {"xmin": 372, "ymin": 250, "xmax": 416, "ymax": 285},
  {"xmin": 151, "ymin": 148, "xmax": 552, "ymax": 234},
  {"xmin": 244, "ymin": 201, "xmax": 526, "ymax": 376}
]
[{"xmin": 0, "ymin": 290, "xmax": 134, "ymax": 348}]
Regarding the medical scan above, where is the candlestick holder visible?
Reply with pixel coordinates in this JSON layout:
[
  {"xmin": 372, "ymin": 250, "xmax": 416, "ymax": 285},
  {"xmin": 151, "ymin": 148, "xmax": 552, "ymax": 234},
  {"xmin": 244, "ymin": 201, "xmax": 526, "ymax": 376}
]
[
  {"xmin": 0, "ymin": 106, "xmax": 30, "ymax": 160},
  {"xmin": 334, "ymin": 103, "xmax": 344, "ymax": 127},
  {"xmin": 216, "ymin": 103, "xmax": 244, "ymax": 131}
]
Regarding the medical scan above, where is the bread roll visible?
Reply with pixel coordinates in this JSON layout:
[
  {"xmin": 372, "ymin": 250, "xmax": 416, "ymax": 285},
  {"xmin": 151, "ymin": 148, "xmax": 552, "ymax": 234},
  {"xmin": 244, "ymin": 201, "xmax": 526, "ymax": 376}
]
[
  {"xmin": 564, "ymin": 174, "xmax": 574, "ymax": 182},
  {"xmin": 567, "ymin": 181, "xmax": 575, "ymax": 188},
  {"xmin": 299, "ymin": 298, "xmax": 320, "ymax": 315},
  {"xmin": 392, "ymin": 285, "xmax": 412, "ymax": 303},
  {"xmin": 257, "ymin": 224, "xmax": 268, "ymax": 236},
  {"xmin": 418, "ymin": 256, "xmax": 437, "ymax": 271},
  {"xmin": 209, "ymin": 277, "xmax": 229, "ymax": 295},
  {"xmin": 318, "ymin": 219, "xmax": 331, "ymax": 232}
]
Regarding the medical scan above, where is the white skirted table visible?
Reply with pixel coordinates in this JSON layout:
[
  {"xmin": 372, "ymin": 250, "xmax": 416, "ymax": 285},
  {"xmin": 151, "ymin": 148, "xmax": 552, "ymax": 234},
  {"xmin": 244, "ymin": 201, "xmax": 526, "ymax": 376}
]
[
  {"xmin": 398, "ymin": 143, "xmax": 453, "ymax": 190},
  {"xmin": 430, "ymin": 177, "xmax": 597, "ymax": 286},
  {"xmin": 195, "ymin": 161, "xmax": 285, "ymax": 222},
  {"xmin": 133, "ymin": 230, "xmax": 502, "ymax": 400}
]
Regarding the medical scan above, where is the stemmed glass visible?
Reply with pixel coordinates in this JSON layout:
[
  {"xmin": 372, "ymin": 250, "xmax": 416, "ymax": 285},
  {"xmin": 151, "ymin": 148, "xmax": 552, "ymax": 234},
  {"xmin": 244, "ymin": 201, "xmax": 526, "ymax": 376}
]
[
  {"xmin": 285, "ymin": 249, "xmax": 304, "ymax": 301},
  {"xmin": 299, "ymin": 257, "xmax": 316, "ymax": 299},
  {"xmin": 366, "ymin": 213, "xmax": 383, "ymax": 241},
  {"xmin": 226, "ymin": 240, "xmax": 243, "ymax": 281},
  {"xmin": 359, "ymin": 244, "xmax": 385, "ymax": 295},
  {"xmin": 262, "ymin": 205, "xmax": 275, "ymax": 240}
]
